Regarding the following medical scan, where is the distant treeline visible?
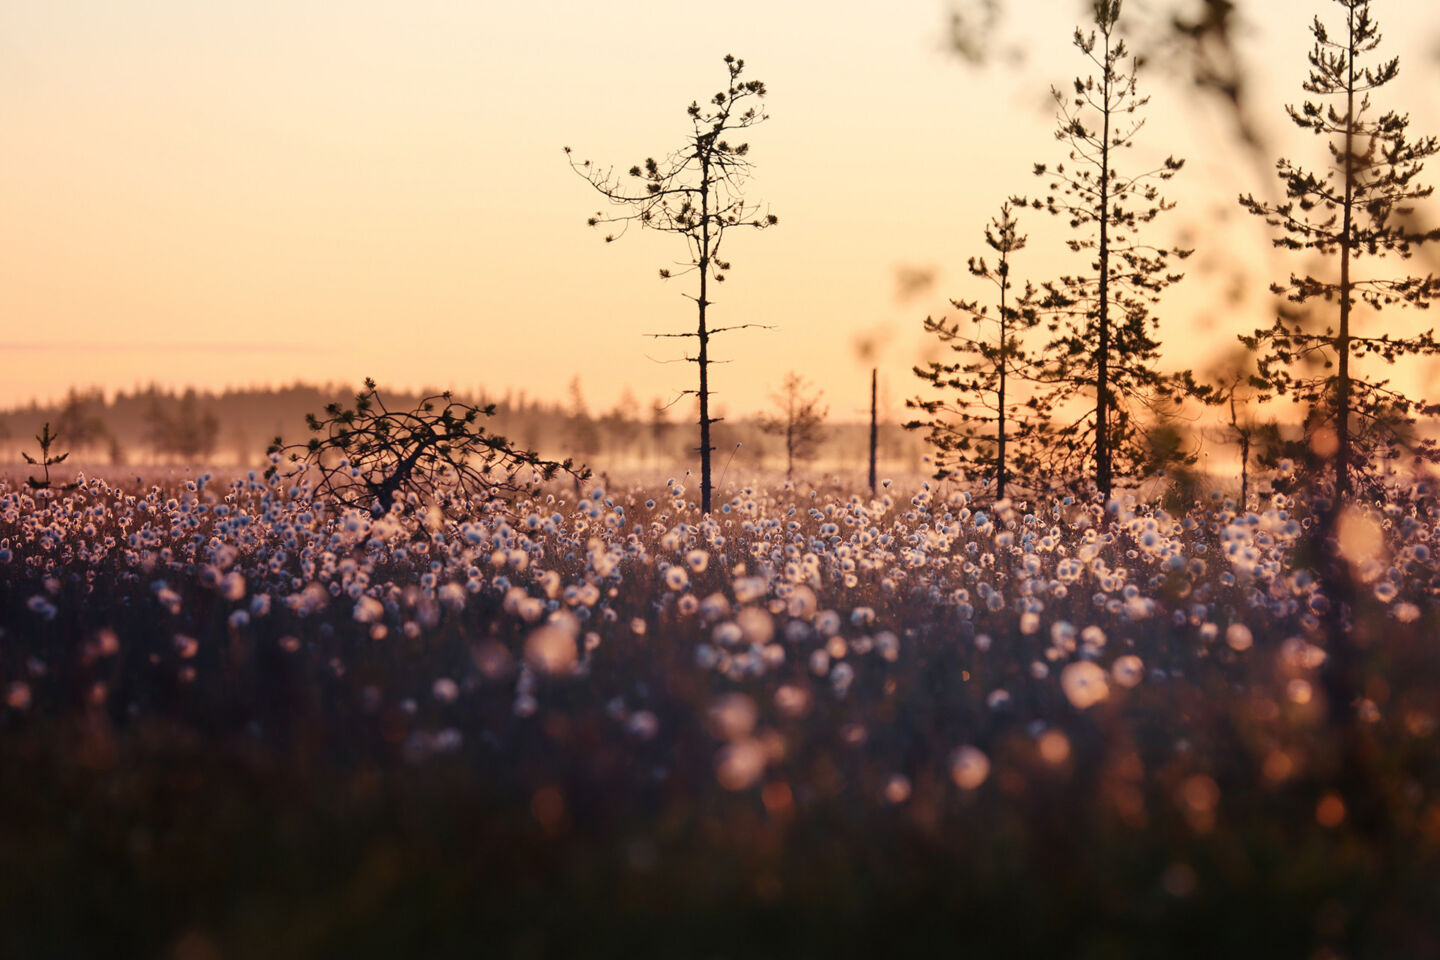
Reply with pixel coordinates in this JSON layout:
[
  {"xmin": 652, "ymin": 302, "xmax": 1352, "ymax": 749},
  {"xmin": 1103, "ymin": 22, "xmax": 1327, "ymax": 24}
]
[{"xmin": 0, "ymin": 383, "xmax": 927, "ymax": 476}]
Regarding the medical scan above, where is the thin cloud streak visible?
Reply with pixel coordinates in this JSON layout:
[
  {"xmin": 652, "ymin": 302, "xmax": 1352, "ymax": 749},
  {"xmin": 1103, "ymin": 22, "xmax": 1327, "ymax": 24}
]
[{"xmin": 0, "ymin": 341, "xmax": 332, "ymax": 355}]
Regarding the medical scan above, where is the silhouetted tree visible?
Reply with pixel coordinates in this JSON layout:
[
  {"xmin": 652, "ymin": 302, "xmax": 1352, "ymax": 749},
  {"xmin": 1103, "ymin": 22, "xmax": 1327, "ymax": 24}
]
[
  {"xmin": 758, "ymin": 371, "xmax": 827, "ymax": 479},
  {"xmin": 567, "ymin": 377, "xmax": 601, "ymax": 458},
  {"xmin": 908, "ymin": 202, "xmax": 1048, "ymax": 499},
  {"xmin": 1019, "ymin": 0, "xmax": 1191, "ymax": 502},
  {"xmin": 868, "ymin": 369, "xmax": 878, "ymax": 495},
  {"xmin": 54, "ymin": 388, "xmax": 112, "ymax": 458},
  {"xmin": 1222, "ymin": 375, "xmax": 1258, "ymax": 509},
  {"xmin": 1195, "ymin": 341, "xmax": 1271, "ymax": 508},
  {"xmin": 267, "ymin": 378, "xmax": 584, "ymax": 516},
  {"xmin": 22, "ymin": 423, "xmax": 71, "ymax": 491},
  {"xmin": 1238, "ymin": 0, "xmax": 1440, "ymax": 507},
  {"xmin": 228, "ymin": 422, "xmax": 254, "ymax": 467},
  {"xmin": 567, "ymin": 54, "xmax": 777, "ymax": 514},
  {"xmin": 602, "ymin": 388, "xmax": 642, "ymax": 465},
  {"xmin": 1142, "ymin": 421, "xmax": 1204, "ymax": 510},
  {"xmin": 146, "ymin": 390, "xmax": 219, "ymax": 463},
  {"xmin": 648, "ymin": 397, "xmax": 671, "ymax": 467}
]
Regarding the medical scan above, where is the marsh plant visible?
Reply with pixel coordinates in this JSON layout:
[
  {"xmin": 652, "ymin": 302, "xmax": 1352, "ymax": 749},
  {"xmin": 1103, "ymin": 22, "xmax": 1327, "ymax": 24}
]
[
  {"xmin": 267, "ymin": 378, "xmax": 584, "ymax": 516},
  {"xmin": 21, "ymin": 422, "xmax": 71, "ymax": 492}
]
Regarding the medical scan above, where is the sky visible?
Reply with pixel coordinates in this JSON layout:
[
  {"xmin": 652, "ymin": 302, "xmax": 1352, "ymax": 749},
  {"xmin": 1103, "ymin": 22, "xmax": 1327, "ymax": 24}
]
[{"xmin": 2, "ymin": 0, "xmax": 1439, "ymax": 425}]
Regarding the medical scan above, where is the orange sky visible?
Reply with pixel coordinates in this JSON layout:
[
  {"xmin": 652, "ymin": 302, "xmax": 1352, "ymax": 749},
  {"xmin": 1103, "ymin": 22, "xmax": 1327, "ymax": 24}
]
[{"xmin": 2, "ymin": 0, "xmax": 1438, "ymax": 427}]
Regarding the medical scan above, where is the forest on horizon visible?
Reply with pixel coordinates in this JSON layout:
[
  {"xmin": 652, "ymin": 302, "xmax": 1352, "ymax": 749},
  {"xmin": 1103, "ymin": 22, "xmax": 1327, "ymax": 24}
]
[{"xmin": 0, "ymin": 381, "xmax": 929, "ymax": 477}]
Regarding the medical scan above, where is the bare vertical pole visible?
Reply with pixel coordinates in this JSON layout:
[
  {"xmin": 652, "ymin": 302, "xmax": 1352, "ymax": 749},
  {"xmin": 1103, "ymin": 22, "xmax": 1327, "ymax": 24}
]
[
  {"xmin": 1095, "ymin": 15, "xmax": 1114, "ymax": 505},
  {"xmin": 697, "ymin": 152, "xmax": 713, "ymax": 515},
  {"xmin": 869, "ymin": 368, "xmax": 878, "ymax": 496},
  {"xmin": 1335, "ymin": 0, "xmax": 1357, "ymax": 507},
  {"xmin": 1233, "ymin": 394, "xmax": 1249, "ymax": 510}
]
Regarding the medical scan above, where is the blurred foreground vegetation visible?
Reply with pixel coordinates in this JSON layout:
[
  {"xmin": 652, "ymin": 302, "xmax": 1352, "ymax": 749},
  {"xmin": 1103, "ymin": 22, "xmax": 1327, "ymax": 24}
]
[{"xmin": 1, "ymin": 470, "xmax": 1439, "ymax": 958}]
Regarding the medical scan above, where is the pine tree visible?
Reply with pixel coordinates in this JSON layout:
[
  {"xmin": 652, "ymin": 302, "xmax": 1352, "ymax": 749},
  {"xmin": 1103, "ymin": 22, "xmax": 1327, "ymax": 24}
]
[
  {"xmin": 907, "ymin": 202, "xmax": 1049, "ymax": 499},
  {"xmin": 1020, "ymin": 0, "xmax": 1191, "ymax": 503},
  {"xmin": 567, "ymin": 55, "xmax": 777, "ymax": 515},
  {"xmin": 1238, "ymin": 0, "xmax": 1440, "ymax": 507},
  {"xmin": 758, "ymin": 371, "xmax": 827, "ymax": 480},
  {"xmin": 267, "ymin": 379, "xmax": 582, "ymax": 515},
  {"xmin": 54, "ymin": 388, "xmax": 112, "ymax": 457},
  {"xmin": 567, "ymin": 376, "xmax": 600, "ymax": 459},
  {"xmin": 22, "ymin": 423, "xmax": 71, "ymax": 491}
]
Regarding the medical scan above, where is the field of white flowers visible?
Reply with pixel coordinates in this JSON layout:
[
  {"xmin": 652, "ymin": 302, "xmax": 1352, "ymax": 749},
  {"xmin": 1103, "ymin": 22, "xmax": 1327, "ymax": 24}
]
[{"xmin": 3, "ymin": 466, "xmax": 1439, "ymax": 958}]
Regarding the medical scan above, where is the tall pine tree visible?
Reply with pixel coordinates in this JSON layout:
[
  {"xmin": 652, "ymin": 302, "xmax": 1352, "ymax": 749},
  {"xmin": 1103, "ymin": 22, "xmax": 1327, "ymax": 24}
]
[
  {"xmin": 1020, "ymin": 0, "xmax": 1191, "ymax": 503},
  {"xmin": 1239, "ymin": 0, "xmax": 1440, "ymax": 506},
  {"xmin": 907, "ymin": 202, "xmax": 1049, "ymax": 499},
  {"xmin": 567, "ymin": 55, "xmax": 777, "ymax": 515}
]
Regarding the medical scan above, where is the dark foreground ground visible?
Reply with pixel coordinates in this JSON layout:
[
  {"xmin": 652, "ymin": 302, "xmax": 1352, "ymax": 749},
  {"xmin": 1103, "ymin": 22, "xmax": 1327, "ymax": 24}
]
[{"xmin": 5, "ymin": 634, "xmax": 1438, "ymax": 960}]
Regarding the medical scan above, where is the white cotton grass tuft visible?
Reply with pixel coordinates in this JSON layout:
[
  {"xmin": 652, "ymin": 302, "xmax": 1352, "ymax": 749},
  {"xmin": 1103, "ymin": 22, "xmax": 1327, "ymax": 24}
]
[
  {"xmin": 1061, "ymin": 660, "xmax": 1109, "ymax": 709},
  {"xmin": 949, "ymin": 745, "xmax": 990, "ymax": 790},
  {"xmin": 5, "ymin": 682, "xmax": 31, "ymax": 711},
  {"xmin": 736, "ymin": 607, "xmax": 775, "ymax": 645},
  {"xmin": 626, "ymin": 710, "xmax": 659, "ymax": 740},
  {"xmin": 883, "ymin": 774, "xmax": 912, "ymax": 804},
  {"xmin": 9, "ymin": 468, "xmax": 1440, "ymax": 835},
  {"xmin": 715, "ymin": 738, "xmax": 767, "ymax": 791},
  {"xmin": 1393, "ymin": 602, "xmax": 1421, "ymax": 623},
  {"xmin": 1336, "ymin": 507, "xmax": 1384, "ymax": 569},
  {"xmin": 1111, "ymin": 654, "xmax": 1144, "ymax": 688},
  {"xmin": 524, "ymin": 612, "xmax": 580, "ymax": 676},
  {"xmin": 706, "ymin": 692, "xmax": 758, "ymax": 741},
  {"xmin": 353, "ymin": 595, "xmax": 384, "ymax": 624},
  {"xmin": 432, "ymin": 677, "xmax": 459, "ymax": 703}
]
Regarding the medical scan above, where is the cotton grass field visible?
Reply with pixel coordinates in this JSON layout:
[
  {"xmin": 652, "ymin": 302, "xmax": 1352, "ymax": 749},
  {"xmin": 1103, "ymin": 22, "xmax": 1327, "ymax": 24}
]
[{"xmin": 3, "ymin": 466, "xmax": 1440, "ymax": 958}]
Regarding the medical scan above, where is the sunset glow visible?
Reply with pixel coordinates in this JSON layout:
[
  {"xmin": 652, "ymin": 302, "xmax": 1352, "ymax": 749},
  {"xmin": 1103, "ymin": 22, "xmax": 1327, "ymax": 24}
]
[
  {"xmin": 8, "ymin": 5, "xmax": 1440, "ymax": 955},
  {"xmin": 4, "ymin": 0, "xmax": 1436, "ymax": 420}
]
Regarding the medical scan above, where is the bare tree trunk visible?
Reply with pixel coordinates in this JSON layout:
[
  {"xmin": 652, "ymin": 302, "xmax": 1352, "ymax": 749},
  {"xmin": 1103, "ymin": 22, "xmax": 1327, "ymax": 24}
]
[
  {"xmin": 1240, "ymin": 435, "xmax": 1249, "ymax": 508},
  {"xmin": 1096, "ymin": 26, "xmax": 1113, "ymax": 505},
  {"xmin": 1322, "ymin": 0, "xmax": 1361, "ymax": 762},
  {"xmin": 869, "ymin": 368, "xmax": 878, "ymax": 495},
  {"xmin": 698, "ymin": 157, "xmax": 714, "ymax": 515},
  {"xmin": 1231, "ymin": 395, "xmax": 1249, "ymax": 509},
  {"xmin": 785, "ymin": 415, "xmax": 794, "ymax": 480},
  {"xmin": 997, "ymin": 262, "xmax": 1008, "ymax": 501},
  {"xmin": 1336, "ymin": 2, "xmax": 1356, "ymax": 508}
]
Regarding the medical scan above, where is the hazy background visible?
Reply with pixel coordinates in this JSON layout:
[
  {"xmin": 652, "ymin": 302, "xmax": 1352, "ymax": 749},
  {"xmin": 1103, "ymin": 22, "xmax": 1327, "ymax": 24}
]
[{"xmin": 3, "ymin": 0, "xmax": 1438, "ymax": 427}]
